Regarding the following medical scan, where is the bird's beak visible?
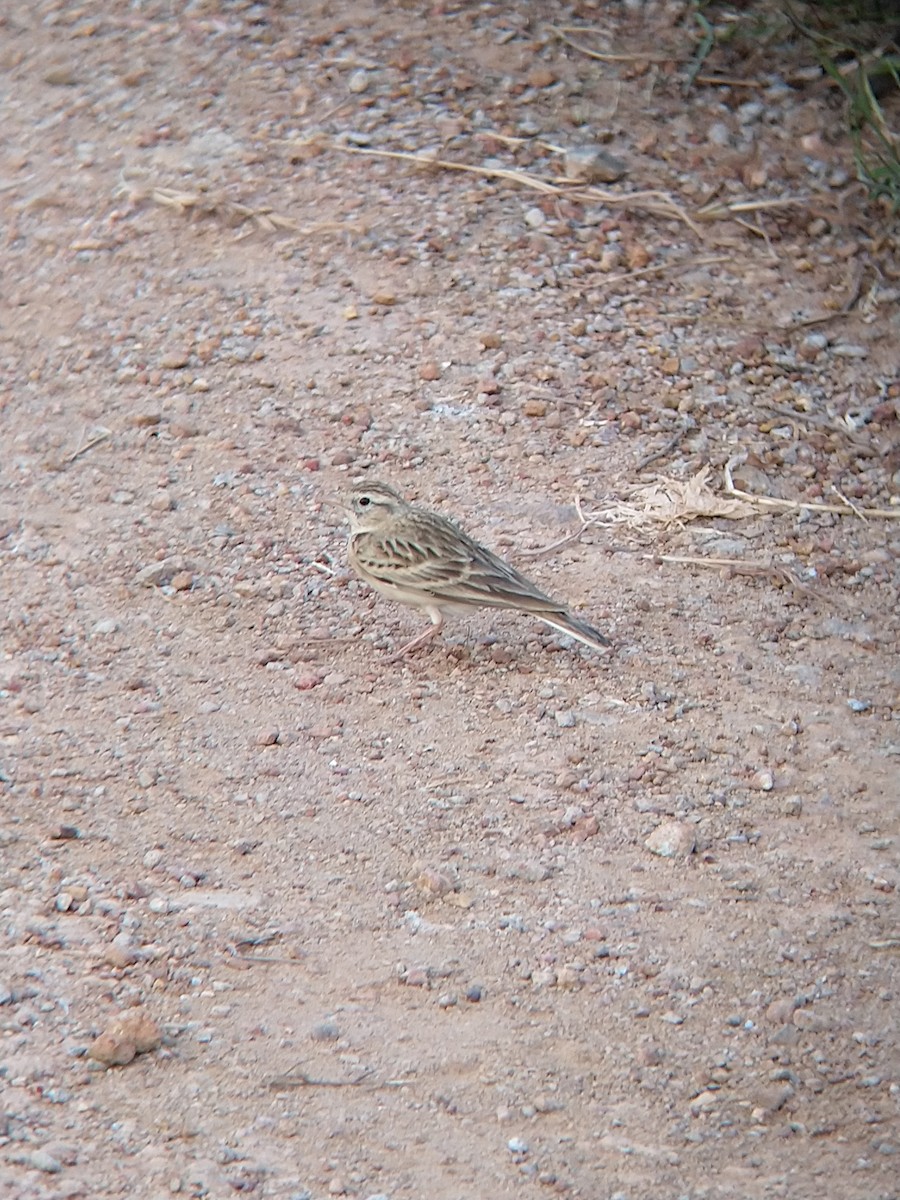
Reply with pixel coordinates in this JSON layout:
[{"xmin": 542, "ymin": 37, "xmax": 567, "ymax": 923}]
[{"xmin": 321, "ymin": 494, "xmax": 351, "ymax": 515}]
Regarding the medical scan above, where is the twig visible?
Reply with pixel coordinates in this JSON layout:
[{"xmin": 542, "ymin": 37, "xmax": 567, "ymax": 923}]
[
  {"xmin": 230, "ymin": 953, "xmax": 307, "ymax": 966},
  {"xmin": 592, "ymin": 253, "xmax": 730, "ymax": 289},
  {"xmin": 643, "ymin": 553, "xmax": 822, "ymax": 600},
  {"xmin": 724, "ymin": 459, "xmax": 900, "ymax": 519},
  {"xmin": 548, "ymin": 25, "xmax": 679, "ymax": 64},
  {"xmin": 694, "ymin": 75, "xmax": 765, "ymax": 88},
  {"xmin": 783, "ymin": 260, "xmax": 866, "ymax": 330},
  {"xmin": 51, "ymin": 427, "xmax": 111, "ymax": 470},
  {"xmin": 635, "ymin": 422, "xmax": 694, "ymax": 471},
  {"xmin": 831, "ymin": 485, "xmax": 868, "ymax": 522},
  {"xmin": 517, "ymin": 495, "xmax": 599, "ymax": 560},
  {"xmin": 68, "ymin": 428, "xmax": 111, "ymax": 463},
  {"xmin": 268, "ymin": 1067, "xmax": 372, "ymax": 1090}
]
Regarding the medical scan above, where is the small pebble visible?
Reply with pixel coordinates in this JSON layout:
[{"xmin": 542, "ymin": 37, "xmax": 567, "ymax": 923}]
[
  {"xmin": 804, "ymin": 331, "xmax": 828, "ymax": 350},
  {"xmin": 645, "ymin": 821, "xmax": 695, "ymax": 859},
  {"xmin": 708, "ymin": 121, "xmax": 731, "ymax": 146},
  {"xmin": 348, "ymin": 68, "xmax": 369, "ymax": 94},
  {"xmin": 311, "ymin": 1021, "xmax": 340, "ymax": 1042},
  {"xmin": 88, "ymin": 1010, "xmax": 162, "ymax": 1067},
  {"xmin": 847, "ymin": 698, "xmax": 871, "ymax": 713},
  {"xmin": 29, "ymin": 1150, "xmax": 62, "ymax": 1174},
  {"xmin": 563, "ymin": 145, "xmax": 627, "ymax": 183}
]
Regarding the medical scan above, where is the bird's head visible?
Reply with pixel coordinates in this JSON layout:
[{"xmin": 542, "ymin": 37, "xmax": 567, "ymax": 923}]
[{"xmin": 343, "ymin": 481, "xmax": 409, "ymax": 533}]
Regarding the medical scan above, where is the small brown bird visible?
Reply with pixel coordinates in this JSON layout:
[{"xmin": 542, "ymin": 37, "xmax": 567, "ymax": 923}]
[{"xmin": 338, "ymin": 481, "xmax": 610, "ymax": 660}]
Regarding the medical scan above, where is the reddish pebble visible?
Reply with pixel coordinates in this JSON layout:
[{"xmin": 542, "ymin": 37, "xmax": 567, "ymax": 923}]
[
  {"xmin": 419, "ymin": 360, "xmax": 440, "ymax": 381},
  {"xmin": 527, "ymin": 66, "xmax": 556, "ymax": 88},
  {"xmin": 88, "ymin": 1011, "xmax": 162, "ymax": 1067},
  {"xmin": 523, "ymin": 398, "xmax": 547, "ymax": 417},
  {"xmin": 572, "ymin": 815, "xmax": 600, "ymax": 841}
]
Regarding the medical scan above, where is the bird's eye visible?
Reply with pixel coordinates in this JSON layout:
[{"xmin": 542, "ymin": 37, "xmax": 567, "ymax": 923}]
[{"xmin": 358, "ymin": 496, "xmax": 371, "ymax": 508}]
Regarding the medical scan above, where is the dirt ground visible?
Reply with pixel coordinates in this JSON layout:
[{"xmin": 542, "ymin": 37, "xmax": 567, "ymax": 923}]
[{"xmin": 2, "ymin": 2, "xmax": 899, "ymax": 1198}]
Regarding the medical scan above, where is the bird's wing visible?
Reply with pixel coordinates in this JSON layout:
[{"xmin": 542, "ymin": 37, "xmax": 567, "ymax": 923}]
[
  {"xmin": 447, "ymin": 541, "xmax": 563, "ymax": 611},
  {"xmin": 351, "ymin": 528, "xmax": 472, "ymax": 590},
  {"xmin": 355, "ymin": 518, "xmax": 575, "ymax": 616},
  {"xmin": 454, "ymin": 547, "xmax": 610, "ymax": 645}
]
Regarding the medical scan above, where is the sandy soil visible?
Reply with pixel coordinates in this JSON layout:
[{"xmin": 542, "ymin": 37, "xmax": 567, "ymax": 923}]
[{"xmin": 2, "ymin": 2, "xmax": 899, "ymax": 1198}]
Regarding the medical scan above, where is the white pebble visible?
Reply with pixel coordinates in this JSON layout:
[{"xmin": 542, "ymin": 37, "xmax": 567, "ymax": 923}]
[
  {"xmin": 348, "ymin": 69, "xmax": 369, "ymax": 94},
  {"xmin": 29, "ymin": 1150, "xmax": 62, "ymax": 1173},
  {"xmin": 708, "ymin": 122, "xmax": 731, "ymax": 146}
]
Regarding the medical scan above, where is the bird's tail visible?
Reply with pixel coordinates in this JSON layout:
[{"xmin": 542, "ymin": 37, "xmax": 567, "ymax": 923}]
[{"xmin": 539, "ymin": 611, "xmax": 611, "ymax": 651}]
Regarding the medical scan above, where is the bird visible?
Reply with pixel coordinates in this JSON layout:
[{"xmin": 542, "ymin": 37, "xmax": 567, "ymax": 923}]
[{"xmin": 335, "ymin": 480, "xmax": 610, "ymax": 660}]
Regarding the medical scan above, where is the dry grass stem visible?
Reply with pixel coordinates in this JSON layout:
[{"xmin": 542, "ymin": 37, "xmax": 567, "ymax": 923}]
[
  {"xmin": 595, "ymin": 254, "xmax": 730, "ymax": 289},
  {"xmin": 518, "ymin": 496, "xmax": 599, "ymax": 560},
  {"xmin": 604, "ymin": 468, "xmax": 756, "ymax": 526},
  {"xmin": 521, "ymin": 468, "xmax": 756, "ymax": 559},
  {"xmin": 724, "ymin": 459, "xmax": 900, "ymax": 519},
  {"xmin": 268, "ymin": 1067, "xmax": 372, "ymax": 1090},
  {"xmin": 48, "ymin": 427, "xmax": 111, "ymax": 471},
  {"xmin": 697, "ymin": 195, "xmax": 810, "ymax": 220},
  {"xmin": 336, "ymin": 144, "xmax": 562, "ymax": 192},
  {"xmin": 548, "ymin": 25, "xmax": 679, "ymax": 64},
  {"xmin": 830, "ymin": 485, "xmax": 869, "ymax": 522},
  {"xmin": 644, "ymin": 553, "xmax": 823, "ymax": 601},
  {"xmin": 334, "ymin": 144, "xmax": 702, "ymax": 232},
  {"xmin": 694, "ymin": 75, "xmax": 765, "ymax": 88},
  {"xmin": 120, "ymin": 181, "xmax": 299, "ymax": 235}
]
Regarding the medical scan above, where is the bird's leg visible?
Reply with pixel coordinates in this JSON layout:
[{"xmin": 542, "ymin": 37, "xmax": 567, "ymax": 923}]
[{"xmin": 389, "ymin": 609, "xmax": 444, "ymax": 662}]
